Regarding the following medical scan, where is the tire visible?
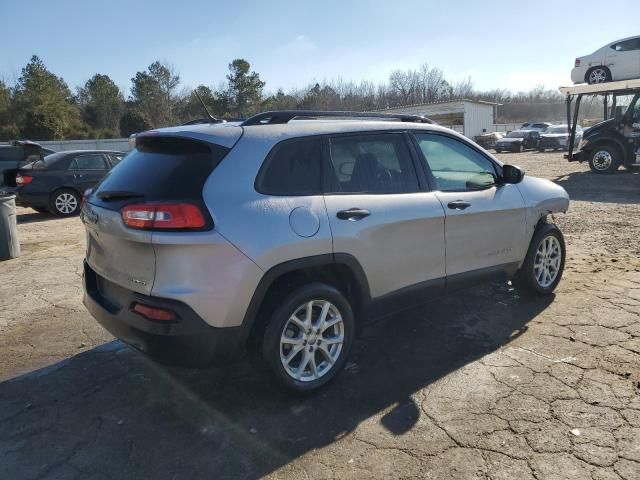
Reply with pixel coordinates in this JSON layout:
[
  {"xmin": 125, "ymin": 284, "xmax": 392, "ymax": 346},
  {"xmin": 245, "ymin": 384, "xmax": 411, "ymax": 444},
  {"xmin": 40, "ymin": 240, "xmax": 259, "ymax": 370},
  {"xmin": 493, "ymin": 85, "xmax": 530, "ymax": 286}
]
[
  {"xmin": 538, "ymin": 147, "xmax": 544, "ymax": 152},
  {"xmin": 495, "ymin": 148, "xmax": 502, "ymax": 153},
  {"xmin": 586, "ymin": 67, "xmax": 611, "ymax": 84},
  {"xmin": 517, "ymin": 143, "xmax": 523, "ymax": 153},
  {"xmin": 262, "ymin": 283, "xmax": 355, "ymax": 392},
  {"xmin": 49, "ymin": 188, "xmax": 81, "ymax": 217},
  {"xmin": 588, "ymin": 146, "xmax": 620, "ymax": 174},
  {"xmin": 32, "ymin": 207, "xmax": 49, "ymax": 214},
  {"xmin": 513, "ymin": 222, "xmax": 566, "ymax": 295}
]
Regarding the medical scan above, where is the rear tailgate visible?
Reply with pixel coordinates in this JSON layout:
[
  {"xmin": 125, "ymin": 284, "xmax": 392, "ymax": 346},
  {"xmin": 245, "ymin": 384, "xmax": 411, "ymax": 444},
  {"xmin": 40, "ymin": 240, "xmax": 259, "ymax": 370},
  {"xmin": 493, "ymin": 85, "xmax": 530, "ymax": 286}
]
[
  {"xmin": 83, "ymin": 204, "xmax": 156, "ymax": 295},
  {"xmin": 82, "ymin": 127, "xmax": 240, "ymax": 297}
]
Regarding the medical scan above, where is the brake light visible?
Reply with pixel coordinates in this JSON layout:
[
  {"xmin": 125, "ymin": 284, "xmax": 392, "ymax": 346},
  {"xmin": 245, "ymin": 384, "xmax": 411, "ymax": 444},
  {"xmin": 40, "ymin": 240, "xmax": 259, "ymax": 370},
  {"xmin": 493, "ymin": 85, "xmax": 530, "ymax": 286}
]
[
  {"xmin": 15, "ymin": 174, "xmax": 32, "ymax": 185},
  {"xmin": 81, "ymin": 188, "xmax": 93, "ymax": 209},
  {"xmin": 131, "ymin": 302, "xmax": 176, "ymax": 322},
  {"xmin": 575, "ymin": 58, "xmax": 581, "ymax": 67},
  {"xmin": 122, "ymin": 203, "xmax": 206, "ymax": 230}
]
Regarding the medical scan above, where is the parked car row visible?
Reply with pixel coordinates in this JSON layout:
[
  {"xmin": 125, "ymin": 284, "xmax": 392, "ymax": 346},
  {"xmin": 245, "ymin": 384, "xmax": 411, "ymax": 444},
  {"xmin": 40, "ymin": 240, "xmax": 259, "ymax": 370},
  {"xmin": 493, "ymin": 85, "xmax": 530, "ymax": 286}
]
[
  {"xmin": 0, "ymin": 143, "xmax": 126, "ymax": 216},
  {"xmin": 476, "ymin": 122, "xmax": 583, "ymax": 154}
]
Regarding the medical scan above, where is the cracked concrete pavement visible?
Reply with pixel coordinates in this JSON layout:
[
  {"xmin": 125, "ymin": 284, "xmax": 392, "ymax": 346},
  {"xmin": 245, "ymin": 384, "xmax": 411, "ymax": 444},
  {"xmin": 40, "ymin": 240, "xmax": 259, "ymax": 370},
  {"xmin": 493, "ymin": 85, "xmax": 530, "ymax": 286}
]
[{"xmin": 0, "ymin": 151, "xmax": 639, "ymax": 479}]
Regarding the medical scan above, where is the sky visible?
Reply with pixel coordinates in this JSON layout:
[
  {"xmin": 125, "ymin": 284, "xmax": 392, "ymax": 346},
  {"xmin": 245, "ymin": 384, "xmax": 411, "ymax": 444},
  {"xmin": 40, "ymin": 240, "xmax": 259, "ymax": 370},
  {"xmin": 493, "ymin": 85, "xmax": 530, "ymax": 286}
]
[{"xmin": 0, "ymin": 0, "xmax": 638, "ymax": 97}]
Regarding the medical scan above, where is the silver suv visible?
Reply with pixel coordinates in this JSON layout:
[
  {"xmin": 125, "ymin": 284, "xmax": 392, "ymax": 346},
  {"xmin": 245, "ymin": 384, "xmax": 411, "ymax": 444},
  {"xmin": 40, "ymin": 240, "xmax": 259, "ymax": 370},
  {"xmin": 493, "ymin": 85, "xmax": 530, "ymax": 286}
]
[{"xmin": 81, "ymin": 111, "xmax": 569, "ymax": 392}]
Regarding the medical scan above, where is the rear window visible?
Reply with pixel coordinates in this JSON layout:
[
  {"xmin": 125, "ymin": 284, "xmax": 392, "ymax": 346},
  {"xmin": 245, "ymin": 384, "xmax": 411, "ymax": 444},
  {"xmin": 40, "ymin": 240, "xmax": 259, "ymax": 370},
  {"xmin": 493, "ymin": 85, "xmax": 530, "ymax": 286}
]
[{"xmin": 90, "ymin": 136, "xmax": 229, "ymax": 210}]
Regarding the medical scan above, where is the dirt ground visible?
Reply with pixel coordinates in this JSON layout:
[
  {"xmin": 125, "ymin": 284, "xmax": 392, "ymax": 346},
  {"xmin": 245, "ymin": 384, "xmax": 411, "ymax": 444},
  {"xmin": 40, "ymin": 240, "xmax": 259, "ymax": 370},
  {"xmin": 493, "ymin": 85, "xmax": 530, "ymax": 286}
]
[{"xmin": 1, "ymin": 151, "xmax": 639, "ymax": 480}]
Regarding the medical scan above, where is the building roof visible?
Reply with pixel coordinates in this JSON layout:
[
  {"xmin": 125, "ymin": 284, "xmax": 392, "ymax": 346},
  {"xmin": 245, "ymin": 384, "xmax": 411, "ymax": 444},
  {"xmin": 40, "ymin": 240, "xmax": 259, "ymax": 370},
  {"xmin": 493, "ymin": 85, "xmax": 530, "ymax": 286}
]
[{"xmin": 374, "ymin": 98, "xmax": 501, "ymax": 113}]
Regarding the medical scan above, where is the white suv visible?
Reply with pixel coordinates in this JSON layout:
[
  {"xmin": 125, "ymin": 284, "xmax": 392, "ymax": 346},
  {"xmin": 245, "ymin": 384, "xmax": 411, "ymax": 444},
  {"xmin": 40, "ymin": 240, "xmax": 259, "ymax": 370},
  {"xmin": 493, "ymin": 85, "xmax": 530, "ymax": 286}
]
[
  {"xmin": 82, "ymin": 111, "xmax": 570, "ymax": 392},
  {"xmin": 572, "ymin": 36, "xmax": 640, "ymax": 84}
]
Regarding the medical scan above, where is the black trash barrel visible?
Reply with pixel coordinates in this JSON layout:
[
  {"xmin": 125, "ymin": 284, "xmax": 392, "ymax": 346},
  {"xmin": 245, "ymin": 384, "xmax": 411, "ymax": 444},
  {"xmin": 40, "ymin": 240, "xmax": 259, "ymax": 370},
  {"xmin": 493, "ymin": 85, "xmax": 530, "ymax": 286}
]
[{"xmin": 0, "ymin": 193, "xmax": 20, "ymax": 260}]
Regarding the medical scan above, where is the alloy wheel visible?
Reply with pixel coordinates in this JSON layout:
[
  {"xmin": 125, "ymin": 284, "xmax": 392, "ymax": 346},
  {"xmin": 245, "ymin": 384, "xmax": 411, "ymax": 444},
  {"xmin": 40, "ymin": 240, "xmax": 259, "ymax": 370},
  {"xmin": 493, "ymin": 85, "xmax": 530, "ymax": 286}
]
[
  {"xmin": 533, "ymin": 235, "xmax": 562, "ymax": 288},
  {"xmin": 55, "ymin": 192, "xmax": 78, "ymax": 214},
  {"xmin": 279, "ymin": 299, "xmax": 344, "ymax": 382},
  {"xmin": 588, "ymin": 68, "xmax": 608, "ymax": 84}
]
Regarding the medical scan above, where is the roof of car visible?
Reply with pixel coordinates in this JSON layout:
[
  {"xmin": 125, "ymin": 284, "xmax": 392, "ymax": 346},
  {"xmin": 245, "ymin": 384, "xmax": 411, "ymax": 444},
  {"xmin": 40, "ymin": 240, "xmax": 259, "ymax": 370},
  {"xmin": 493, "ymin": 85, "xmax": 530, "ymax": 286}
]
[
  {"xmin": 142, "ymin": 118, "xmax": 455, "ymax": 147},
  {"xmin": 47, "ymin": 149, "xmax": 125, "ymax": 155}
]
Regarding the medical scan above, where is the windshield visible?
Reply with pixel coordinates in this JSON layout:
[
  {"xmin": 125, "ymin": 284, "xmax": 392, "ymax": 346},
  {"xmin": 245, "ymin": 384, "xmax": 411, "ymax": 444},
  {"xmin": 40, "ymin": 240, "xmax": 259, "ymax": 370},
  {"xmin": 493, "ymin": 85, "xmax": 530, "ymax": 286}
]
[{"xmin": 506, "ymin": 132, "xmax": 526, "ymax": 138}]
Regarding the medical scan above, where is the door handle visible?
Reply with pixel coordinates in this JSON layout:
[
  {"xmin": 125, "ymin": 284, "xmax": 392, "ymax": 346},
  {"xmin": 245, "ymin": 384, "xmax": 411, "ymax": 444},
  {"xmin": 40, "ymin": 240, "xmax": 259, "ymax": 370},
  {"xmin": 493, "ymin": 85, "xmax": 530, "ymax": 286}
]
[
  {"xmin": 447, "ymin": 200, "xmax": 471, "ymax": 210},
  {"xmin": 337, "ymin": 208, "xmax": 371, "ymax": 220}
]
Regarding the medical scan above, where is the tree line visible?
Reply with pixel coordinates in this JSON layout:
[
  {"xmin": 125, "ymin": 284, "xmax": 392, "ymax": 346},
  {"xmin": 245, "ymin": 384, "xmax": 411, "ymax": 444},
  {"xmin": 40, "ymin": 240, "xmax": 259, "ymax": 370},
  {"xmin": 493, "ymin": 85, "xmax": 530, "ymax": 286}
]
[{"xmin": 0, "ymin": 55, "xmax": 567, "ymax": 141}]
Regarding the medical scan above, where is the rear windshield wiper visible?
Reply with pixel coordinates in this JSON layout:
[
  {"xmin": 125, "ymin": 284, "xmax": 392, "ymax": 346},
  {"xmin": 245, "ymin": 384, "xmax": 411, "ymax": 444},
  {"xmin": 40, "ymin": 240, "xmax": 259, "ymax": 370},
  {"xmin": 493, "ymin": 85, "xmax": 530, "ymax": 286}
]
[{"xmin": 96, "ymin": 190, "xmax": 144, "ymax": 201}]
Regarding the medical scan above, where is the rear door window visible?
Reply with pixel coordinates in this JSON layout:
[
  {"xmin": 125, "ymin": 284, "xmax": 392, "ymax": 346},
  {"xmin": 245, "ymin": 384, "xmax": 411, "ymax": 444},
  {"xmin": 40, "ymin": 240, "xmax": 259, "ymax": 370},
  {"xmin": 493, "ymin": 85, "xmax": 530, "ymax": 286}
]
[
  {"xmin": 256, "ymin": 137, "xmax": 322, "ymax": 195},
  {"xmin": 328, "ymin": 134, "xmax": 419, "ymax": 194},
  {"xmin": 108, "ymin": 153, "xmax": 125, "ymax": 166},
  {"xmin": 69, "ymin": 154, "xmax": 108, "ymax": 170},
  {"xmin": 90, "ymin": 136, "xmax": 229, "ymax": 211}
]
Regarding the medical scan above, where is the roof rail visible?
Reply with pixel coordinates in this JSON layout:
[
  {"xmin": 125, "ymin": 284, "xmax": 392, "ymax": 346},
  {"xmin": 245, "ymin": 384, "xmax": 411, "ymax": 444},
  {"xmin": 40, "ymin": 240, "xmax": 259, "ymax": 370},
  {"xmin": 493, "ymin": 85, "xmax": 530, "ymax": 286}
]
[{"xmin": 240, "ymin": 110, "xmax": 434, "ymax": 126}]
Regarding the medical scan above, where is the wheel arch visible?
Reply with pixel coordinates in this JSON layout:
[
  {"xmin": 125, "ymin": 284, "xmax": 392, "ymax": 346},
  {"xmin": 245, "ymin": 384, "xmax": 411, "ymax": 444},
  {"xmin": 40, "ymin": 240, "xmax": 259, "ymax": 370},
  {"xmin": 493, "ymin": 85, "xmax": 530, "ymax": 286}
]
[
  {"xmin": 242, "ymin": 253, "xmax": 371, "ymax": 347},
  {"xmin": 585, "ymin": 65, "xmax": 611, "ymax": 83}
]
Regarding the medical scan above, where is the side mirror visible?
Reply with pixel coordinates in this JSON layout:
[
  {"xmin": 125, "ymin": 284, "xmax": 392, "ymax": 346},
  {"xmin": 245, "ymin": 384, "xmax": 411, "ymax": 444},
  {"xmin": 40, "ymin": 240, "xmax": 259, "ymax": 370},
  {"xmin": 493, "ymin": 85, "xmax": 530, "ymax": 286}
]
[{"xmin": 502, "ymin": 164, "xmax": 525, "ymax": 184}]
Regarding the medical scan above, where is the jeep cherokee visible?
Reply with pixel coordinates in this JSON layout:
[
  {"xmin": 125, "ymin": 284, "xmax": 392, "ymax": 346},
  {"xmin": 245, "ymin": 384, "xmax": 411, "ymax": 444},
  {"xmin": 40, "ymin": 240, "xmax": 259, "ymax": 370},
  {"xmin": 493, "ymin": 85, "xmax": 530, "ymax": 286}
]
[{"xmin": 81, "ymin": 111, "xmax": 569, "ymax": 392}]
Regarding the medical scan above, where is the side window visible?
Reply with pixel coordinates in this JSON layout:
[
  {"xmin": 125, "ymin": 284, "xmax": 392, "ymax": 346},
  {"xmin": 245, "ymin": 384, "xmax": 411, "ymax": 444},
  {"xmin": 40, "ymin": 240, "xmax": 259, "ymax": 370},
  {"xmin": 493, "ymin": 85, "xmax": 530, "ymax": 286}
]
[
  {"xmin": 68, "ymin": 154, "xmax": 108, "ymax": 170},
  {"xmin": 328, "ymin": 134, "xmax": 419, "ymax": 194},
  {"xmin": 414, "ymin": 133, "xmax": 498, "ymax": 192},
  {"xmin": 256, "ymin": 137, "xmax": 322, "ymax": 195},
  {"xmin": 109, "ymin": 154, "xmax": 125, "ymax": 166},
  {"xmin": 612, "ymin": 38, "xmax": 640, "ymax": 52}
]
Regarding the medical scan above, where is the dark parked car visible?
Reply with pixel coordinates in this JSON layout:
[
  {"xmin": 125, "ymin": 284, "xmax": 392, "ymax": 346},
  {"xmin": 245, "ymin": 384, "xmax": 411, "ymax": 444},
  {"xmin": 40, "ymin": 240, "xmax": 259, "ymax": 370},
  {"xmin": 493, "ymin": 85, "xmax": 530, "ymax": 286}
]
[
  {"xmin": 14, "ymin": 150, "xmax": 125, "ymax": 216},
  {"xmin": 538, "ymin": 125, "xmax": 583, "ymax": 152},
  {"xmin": 0, "ymin": 140, "xmax": 55, "ymax": 188},
  {"xmin": 520, "ymin": 122, "xmax": 552, "ymax": 132},
  {"xmin": 495, "ymin": 130, "xmax": 541, "ymax": 153}
]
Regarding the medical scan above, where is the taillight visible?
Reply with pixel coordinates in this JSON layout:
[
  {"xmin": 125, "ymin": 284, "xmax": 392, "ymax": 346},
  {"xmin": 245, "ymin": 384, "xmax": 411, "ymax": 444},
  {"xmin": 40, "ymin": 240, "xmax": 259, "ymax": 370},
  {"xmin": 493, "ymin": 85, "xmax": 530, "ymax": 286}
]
[
  {"xmin": 15, "ymin": 174, "xmax": 33, "ymax": 185},
  {"xmin": 81, "ymin": 188, "xmax": 93, "ymax": 209},
  {"xmin": 575, "ymin": 58, "xmax": 581, "ymax": 67},
  {"xmin": 131, "ymin": 302, "xmax": 176, "ymax": 322},
  {"xmin": 122, "ymin": 203, "xmax": 206, "ymax": 230}
]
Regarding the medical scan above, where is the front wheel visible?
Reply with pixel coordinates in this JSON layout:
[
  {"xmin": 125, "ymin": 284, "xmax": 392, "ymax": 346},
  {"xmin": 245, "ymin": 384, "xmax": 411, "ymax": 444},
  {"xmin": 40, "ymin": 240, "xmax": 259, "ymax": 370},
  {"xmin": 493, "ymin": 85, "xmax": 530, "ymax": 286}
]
[
  {"xmin": 513, "ymin": 223, "xmax": 565, "ymax": 295},
  {"xmin": 588, "ymin": 146, "xmax": 620, "ymax": 174},
  {"xmin": 262, "ymin": 283, "xmax": 355, "ymax": 392}
]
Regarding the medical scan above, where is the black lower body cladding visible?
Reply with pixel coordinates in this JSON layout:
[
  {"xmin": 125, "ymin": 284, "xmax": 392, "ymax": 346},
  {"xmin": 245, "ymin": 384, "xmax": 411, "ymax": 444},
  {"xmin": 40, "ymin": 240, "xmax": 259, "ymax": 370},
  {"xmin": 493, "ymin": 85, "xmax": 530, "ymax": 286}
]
[{"xmin": 83, "ymin": 261, "xmax": 247, "ymax": 367}]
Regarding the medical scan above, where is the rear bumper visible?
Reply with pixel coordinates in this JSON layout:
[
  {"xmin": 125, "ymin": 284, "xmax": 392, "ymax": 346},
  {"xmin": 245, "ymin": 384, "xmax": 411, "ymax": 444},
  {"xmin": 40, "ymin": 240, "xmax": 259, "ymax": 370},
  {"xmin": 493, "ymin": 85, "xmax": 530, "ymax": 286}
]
[
  {"xmin": 15, "ymin": 190, "xmax": 49, "ymax": 208},
  {"xmin": 83, "ymin": 261, "xmax": 247, "ymax": 367}
]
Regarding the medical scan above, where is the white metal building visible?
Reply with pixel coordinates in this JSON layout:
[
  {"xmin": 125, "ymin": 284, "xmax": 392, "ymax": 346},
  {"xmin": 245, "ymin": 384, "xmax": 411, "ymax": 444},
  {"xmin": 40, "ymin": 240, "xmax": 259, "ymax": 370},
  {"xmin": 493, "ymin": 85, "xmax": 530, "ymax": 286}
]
[{"xmin": 376, "ymin": 99, "xmax": 496, "ymax": 139}]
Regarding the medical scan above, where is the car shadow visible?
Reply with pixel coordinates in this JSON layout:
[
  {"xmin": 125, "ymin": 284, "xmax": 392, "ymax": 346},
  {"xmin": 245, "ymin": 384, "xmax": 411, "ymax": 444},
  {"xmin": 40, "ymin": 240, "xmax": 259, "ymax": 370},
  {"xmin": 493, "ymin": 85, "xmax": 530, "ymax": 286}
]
[
  {"xmin": 16, "ymin": 211, "xmax": 55, "ymax": 224},
  {"xmin": 553, "ymin": 168, "xmax": 640, "ymax": 204},
  {"xmin": 0, "ymin": 281, "xmax": 552, "ymax": 479}
]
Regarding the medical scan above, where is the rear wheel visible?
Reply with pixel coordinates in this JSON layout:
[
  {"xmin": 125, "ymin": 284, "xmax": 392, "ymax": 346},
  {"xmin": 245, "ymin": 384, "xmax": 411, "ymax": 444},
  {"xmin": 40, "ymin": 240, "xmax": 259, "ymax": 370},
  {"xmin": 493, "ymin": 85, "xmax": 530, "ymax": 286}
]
[
  {"xmin": 262, "ymin": 283, "xmax": 354, "ymax": 392},
  {"xmin": 495, "ymin": 148, "xmax": 502, "ymax": 153},
  {"xmin": 49, "ymin": 189, "xmax": 81, "ymax": 217},
  {"xmin": 588, "ymin": 146, "xmax": 620, "ymax": 174},
  {"xmin": 513, "ymin": 223, "xmax": 565, "ymax": 295},
  {"xmin": 586, "ymin": 67, "xmax": 611, "ymax": 84}
]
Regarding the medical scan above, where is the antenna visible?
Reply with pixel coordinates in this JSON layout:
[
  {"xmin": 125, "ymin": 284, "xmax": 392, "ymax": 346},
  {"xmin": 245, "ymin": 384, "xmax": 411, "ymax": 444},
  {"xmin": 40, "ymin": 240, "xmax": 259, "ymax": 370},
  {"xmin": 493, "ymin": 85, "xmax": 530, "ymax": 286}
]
[{"xmin": 193, "ymin": 89, "xmax": 222, "ymax": 123}]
